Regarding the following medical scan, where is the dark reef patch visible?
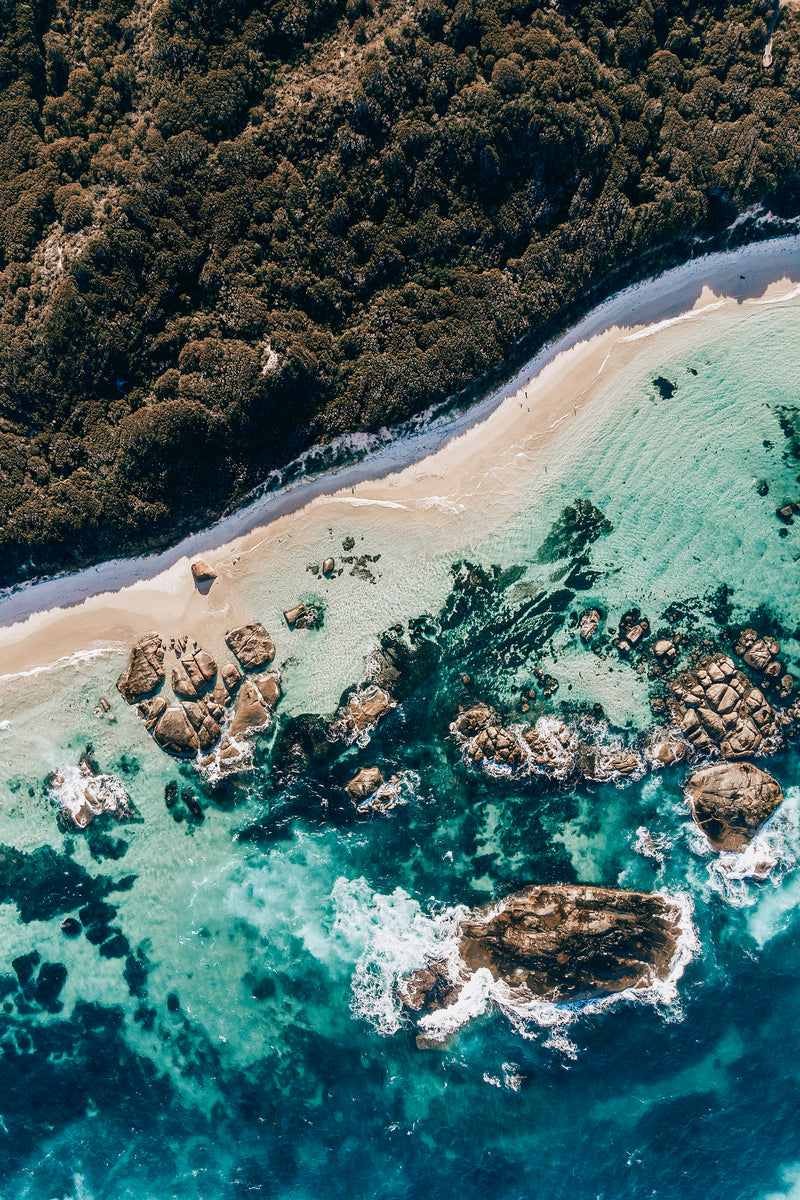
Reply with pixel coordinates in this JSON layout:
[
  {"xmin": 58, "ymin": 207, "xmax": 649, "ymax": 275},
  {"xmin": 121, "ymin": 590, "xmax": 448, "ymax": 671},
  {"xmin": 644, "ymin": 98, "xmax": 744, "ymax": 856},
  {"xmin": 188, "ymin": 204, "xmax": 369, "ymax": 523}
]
[
  {"xmin": 0, "ymin": 844, "xmax": 134, "ymax": 924},
  {"xmin": 534, "ymin": 500, "xmax": 613, "ymax": 565},
  {"xmin": 653, "ymin": 376, "xmax": 677, "ymax": 399}
]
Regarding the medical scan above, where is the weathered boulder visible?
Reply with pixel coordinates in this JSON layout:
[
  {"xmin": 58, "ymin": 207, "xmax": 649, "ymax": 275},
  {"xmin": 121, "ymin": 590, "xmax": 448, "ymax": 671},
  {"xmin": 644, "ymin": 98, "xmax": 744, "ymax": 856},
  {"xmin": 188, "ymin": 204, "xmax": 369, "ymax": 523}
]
[
  {"xmin": 182, "ymin": 700, "xmax": 222, "ymax": 750},
  {"xmin": 152, "ymin": 705, "xmax": 200, "ymax": 755},
  {"xmin": 686, "ymin": 761, "xmax": 784, "ymax": 851},
  {"xmin": 191, "ymin": 559, "xmax": 217, "ymax": 583},
  {"xmin": 117, "ymin": 633, "xmax": 165, "ymax": 702},
  {"xmin": 322, "ymin": 557, "xmax": 335, "ymax": 576},
  {"xmin": 345, "ymin": 766, "xmax": 384, "ymax": 802},
  {"xmin": 646, "ymin": 734, "xmax": 689, "ymax": 767},
  {"xmin": 171, "ymin": 642, "xmax": 217, "ymax": 699},
  {"xmin": 221, "ymin": 662, "xmax": 243, "ymax": 694},
  {"xmin": 252, "ymin": 671, "xmax": 281, "ymax": 708},
  {"xmin": 225, "ymin": 624, "xmax": 275, "ymax": 670},
  {"xmin": 401, "ymin": 885, "xmax": 684, "ymax": 1012}
]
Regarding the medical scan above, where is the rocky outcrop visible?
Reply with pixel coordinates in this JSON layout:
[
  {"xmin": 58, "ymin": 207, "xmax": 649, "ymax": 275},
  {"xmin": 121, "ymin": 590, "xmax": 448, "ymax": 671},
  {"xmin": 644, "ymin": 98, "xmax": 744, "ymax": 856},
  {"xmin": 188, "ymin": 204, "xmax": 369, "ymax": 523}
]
[
  {"xmin": 401, "ymin": 885, "xmax": 684, "ymax": 1014},
  {"xmin": 329, "ymin": 685, "xmax": 395, "ymax": 742},
  {"xmin": 397, "ymin": 961, "xmax": 463, "ymax": 1013},
  {"xmin": 669, "ymin": 653, "xmax": 781, "ymax": 759},
  {"xmin": 225, "ymin": 623, "xmax": 276, "ymax": 670},
  {"xmin": 686, "ymin": 761, "xmax": 784, "ymax": 851},
  {"xmin": 117, "ymin": 632, "xmax": 165, "ymax": 702},
  {"xmin": 49, "ymin": 763, "xmax": 134, "ymax": 830}
]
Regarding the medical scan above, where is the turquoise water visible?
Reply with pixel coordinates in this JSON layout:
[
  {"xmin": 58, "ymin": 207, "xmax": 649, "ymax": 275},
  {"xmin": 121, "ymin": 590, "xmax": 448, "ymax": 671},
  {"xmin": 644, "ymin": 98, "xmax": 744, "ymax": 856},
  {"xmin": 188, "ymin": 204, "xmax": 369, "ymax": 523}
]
[{"xmin": 0, "ymin": 300, "xmax": 800, "ymax": 1197}]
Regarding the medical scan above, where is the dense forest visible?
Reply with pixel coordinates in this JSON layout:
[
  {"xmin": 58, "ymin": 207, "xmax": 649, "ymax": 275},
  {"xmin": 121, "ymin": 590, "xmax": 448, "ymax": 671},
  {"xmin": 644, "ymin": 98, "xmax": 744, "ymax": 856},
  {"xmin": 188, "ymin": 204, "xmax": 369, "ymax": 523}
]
[{"xmin": 0, "ymin": 0, "xmax": 798, "ymax": 581}]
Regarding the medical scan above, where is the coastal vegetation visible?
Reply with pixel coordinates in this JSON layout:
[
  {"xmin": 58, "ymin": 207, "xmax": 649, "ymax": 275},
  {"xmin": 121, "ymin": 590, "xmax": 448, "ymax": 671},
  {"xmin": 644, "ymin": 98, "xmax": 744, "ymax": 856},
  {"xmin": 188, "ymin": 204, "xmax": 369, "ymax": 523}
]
[{"xmin": 0, "ymin": 0, "xmax": 798, "ymax": 580}]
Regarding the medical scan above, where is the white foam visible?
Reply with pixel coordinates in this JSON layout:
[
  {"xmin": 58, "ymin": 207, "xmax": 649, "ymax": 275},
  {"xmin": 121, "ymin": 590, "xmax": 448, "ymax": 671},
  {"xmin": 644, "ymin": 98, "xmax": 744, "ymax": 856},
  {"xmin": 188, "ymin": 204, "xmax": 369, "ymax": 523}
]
[
  {"xmin": 620, "ymin": 299, "xmax": 727, "ymax": 341},
  {"xmin": 704, "ymin": 787, "xmax": 800, "ymax": 910}
]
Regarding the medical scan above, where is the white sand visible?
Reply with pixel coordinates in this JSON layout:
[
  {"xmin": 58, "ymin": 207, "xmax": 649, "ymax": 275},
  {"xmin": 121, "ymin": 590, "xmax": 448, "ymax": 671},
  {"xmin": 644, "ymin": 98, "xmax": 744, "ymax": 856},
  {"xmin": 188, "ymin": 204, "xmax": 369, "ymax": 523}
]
[{"xmin": 2, "ymin": 235, "xmax": 800, "ymax": 681}]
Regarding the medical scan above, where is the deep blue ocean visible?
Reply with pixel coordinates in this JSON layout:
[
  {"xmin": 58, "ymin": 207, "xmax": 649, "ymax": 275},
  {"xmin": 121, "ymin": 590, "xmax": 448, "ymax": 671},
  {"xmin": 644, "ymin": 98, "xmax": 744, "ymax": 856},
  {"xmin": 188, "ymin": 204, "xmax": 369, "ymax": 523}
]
[{"xmin": 0, "ymin": 294, "xmax": 799, "ymax": 1199}]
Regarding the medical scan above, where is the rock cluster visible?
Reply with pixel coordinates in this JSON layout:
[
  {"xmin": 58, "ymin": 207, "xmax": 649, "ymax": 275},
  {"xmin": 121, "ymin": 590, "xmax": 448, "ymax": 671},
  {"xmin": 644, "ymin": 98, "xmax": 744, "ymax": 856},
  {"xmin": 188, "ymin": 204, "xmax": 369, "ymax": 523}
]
[
  {"xmin": 452, "ymin": 704, "xmax": 644, "ymax": 783},
  {"xmin": 668, "ymin": 652, "xmax": 782, "ymax": 759},
  {"xmin": 735, "ymin": 629, "xmax": 794, "ymax": 700},
  {"xmin": 614, "ymin": 609, "xmax": 650, "ymax": 656},
  {"xmin": 116, "ymin": 622, "xmax": 281, "ymax": 769},
  {"xmin": 345, "ymin": 765, "xmax": 405, "ymax": 812},
  {"xmin": 346, "ymin": 766, "xmax": 384, "ymax": 802},
  {"xmin": 400, "ymin": 884, "xmax": 684, "ymax": 1014},
  {"xmin": 578, "ymin": 608, "xmax": 601, "ymax": 644},
  {"xmin": 686, "ymin": 761, "xmax": 784, "ymax": 852}
]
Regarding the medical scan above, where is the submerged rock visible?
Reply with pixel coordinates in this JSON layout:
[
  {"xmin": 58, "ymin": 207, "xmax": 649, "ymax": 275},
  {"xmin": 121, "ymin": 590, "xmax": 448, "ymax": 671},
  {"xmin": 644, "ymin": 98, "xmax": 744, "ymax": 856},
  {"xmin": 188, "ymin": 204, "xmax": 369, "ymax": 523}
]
[
  {"xmin": 117, "ymin": 632, "xmax": 165, "ymax": 702},
  {"xmin": 225, "ymin": 623, "xmax": 276, "ymax": 670},
  {"xmin": 686, "ymin": 761, "xmax": 784, "ymax": 851}
]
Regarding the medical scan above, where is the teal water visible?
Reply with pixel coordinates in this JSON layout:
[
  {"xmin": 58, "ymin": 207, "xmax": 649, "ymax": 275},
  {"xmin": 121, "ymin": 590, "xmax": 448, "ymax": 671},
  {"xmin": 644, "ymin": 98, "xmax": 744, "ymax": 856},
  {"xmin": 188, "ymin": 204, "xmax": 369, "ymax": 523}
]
[{"xmin": 1, "ymin": 299, "xmax": 800, "ymax": 1198}]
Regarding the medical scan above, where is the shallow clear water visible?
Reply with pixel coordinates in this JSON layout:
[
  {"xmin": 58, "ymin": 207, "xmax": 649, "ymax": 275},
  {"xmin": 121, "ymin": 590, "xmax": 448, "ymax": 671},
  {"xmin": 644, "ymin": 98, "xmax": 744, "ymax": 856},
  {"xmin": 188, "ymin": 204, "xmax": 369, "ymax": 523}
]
[{"xmin": 1, "ymin": 300, "xmax": 800, "ymax": 1199}]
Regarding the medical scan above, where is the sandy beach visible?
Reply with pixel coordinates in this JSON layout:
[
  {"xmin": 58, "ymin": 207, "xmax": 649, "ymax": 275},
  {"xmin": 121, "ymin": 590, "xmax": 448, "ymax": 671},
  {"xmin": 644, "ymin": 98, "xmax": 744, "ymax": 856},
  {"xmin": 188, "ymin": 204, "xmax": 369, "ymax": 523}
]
[{"xmin": 2, "ymin": 234, "xmax": 800, "ymax": 685}]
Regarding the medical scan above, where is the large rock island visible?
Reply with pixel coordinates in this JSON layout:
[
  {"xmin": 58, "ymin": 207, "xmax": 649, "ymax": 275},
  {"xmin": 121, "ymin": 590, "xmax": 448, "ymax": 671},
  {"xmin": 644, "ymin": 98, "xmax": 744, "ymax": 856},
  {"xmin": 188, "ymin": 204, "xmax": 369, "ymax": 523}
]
[{"xmin": 400, "ymin": 884, "xmax": 686, "ymax": 1019}]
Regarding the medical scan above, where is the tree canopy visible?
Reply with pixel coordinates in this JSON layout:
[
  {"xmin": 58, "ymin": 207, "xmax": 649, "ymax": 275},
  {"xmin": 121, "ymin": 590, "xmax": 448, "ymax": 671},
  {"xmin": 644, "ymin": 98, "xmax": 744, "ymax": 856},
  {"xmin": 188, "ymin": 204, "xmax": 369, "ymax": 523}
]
[{"xmin": 0, "ymin": 0, "xmax": 798, "ymax": 580}]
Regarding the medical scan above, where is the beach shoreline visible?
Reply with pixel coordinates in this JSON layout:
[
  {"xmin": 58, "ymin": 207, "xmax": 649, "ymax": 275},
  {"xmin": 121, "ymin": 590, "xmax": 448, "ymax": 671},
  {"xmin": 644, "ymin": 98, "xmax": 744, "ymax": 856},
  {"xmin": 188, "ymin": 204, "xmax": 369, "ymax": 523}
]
[{"xmin": 2, "ymin": 234, "xmax": 800, "ymax": 682}]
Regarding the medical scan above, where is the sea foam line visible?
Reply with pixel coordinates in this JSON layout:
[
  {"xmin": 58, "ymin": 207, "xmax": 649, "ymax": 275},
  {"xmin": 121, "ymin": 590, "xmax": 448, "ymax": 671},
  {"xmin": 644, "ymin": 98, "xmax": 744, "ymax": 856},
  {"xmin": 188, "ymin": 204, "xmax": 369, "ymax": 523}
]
[{"xmin": 0, "ymin": 645, "xmax": 122, "ymax": 683}]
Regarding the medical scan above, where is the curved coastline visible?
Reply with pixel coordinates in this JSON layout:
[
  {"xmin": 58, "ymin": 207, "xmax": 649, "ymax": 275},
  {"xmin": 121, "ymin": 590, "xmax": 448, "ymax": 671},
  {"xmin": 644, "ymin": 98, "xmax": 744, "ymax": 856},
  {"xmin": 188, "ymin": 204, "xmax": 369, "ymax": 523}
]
[{"xmin": 2, "ymin": 234, "xmax": 800, "ymax": 668}]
